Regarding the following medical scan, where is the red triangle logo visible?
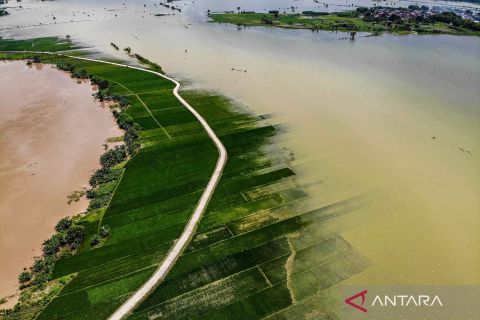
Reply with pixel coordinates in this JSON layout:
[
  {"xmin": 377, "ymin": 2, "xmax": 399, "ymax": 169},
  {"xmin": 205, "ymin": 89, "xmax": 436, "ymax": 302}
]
[{"xmin": 345, "ymin": 289, "xmax": 368, "ymax": 313}]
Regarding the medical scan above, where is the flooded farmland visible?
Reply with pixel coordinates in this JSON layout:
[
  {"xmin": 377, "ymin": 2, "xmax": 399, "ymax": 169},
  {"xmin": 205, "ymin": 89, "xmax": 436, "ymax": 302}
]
[{"xmin": 0, "ymin": 0, "xmax": 479, "ymax": 311}]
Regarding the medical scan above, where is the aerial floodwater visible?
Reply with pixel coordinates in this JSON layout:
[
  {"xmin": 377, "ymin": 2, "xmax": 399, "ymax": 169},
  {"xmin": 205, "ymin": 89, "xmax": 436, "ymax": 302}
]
[
  {"xmin": 0, "ymin": 0, "xmax": 479, "ymax": 315},
  {"xmin": 0, "ymin": 61, "xmax": 121, "ymax": 305}
]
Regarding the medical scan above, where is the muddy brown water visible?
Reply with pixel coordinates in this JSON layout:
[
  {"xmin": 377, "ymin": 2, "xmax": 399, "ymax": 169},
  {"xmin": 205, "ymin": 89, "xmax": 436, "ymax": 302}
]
[{"xmin": 0, "ymin": 61, "xmax": 122, "ymax": 304}]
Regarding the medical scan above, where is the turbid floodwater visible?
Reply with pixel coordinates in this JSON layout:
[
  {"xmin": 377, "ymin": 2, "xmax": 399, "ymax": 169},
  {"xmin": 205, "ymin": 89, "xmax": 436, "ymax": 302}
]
[
  {"xmin": 0, "ymin": 61, "xmax": 121, "ymax": 304},
  {"xmin": 0, "ymin": 0, "xmax": 479, "ymax": 300}
]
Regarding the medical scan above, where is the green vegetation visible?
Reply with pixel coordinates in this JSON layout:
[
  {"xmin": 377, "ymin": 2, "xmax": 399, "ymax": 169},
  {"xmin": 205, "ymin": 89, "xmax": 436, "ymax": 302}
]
[
  {"xmin": 134, "ymin": 53, "xmax": 165, "ymax": 74},
  {"xmin": 0, "ymin": 37, "xmax": 79, "ymax": 52},
  {"xmin": 0, "ymin": 275, "xmax": 75, "ymax": 319},
  {"xmin": 1, "ymin": 37, "xmax": 369, "ymax": 319},
  {"xmin": 66, "ymin": 190, "xmax": 86, "ymax": 204},
  {"xmin": 210, "ymin": 7, "xmax": 480, "ymax": 36},
  {"xmin": 0, "ymin": 9, "xmax": 8, "ymax": 17}
]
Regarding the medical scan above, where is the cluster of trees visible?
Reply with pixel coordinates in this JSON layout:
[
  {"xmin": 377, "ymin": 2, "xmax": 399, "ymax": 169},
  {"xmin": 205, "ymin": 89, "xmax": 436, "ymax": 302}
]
[
  {"xmin": 57, "ymin": 62, "xmax": 133, "ymax": 104},
  {"xmin": 113, "ymin": 110, "xmax": 140, "ymax": 154},
  {"xmin": 302, "ymin": 11, "xmax": 329, "ymax": 16},
  {"xmin": 100, "ymin": 145, "xmax": 128, "ymax": 167},
  {"xmin": 85, "ymin": 145, "xmax": 127, "ymax": 210},
  {"xmin": 56, "ymin": 61, "xmax": 88, "ymax": 79},
  {"xmin": 430, "ymin": 11, "xmax": 480, "ymax": 31},
  {"xmin": 0, "ymin": 9, "xmax": 8, "ymax": 17},
  {"xmin": 110, "ymin": 42, "xmax": 119, "ymax": 50},
  {"xmin": 18, "ymin": 217, "xmax": 85, "ymax": 288},
  {"xmin": 89, "ymin": 167, "xmax": 122, "ymax": 187},
  {"xmin": 86, "ymin": 112, "xmax": 140, "ymax": 210}
]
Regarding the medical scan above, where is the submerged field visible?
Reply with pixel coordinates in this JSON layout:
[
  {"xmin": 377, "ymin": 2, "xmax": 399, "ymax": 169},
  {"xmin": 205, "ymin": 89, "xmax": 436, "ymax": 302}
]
[{"xmin": 1, "ymin": 38, "xmax": 369, "ymax": 319}]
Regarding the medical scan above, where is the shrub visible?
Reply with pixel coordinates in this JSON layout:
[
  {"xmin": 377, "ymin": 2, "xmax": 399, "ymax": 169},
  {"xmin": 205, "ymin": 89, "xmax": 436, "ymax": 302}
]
[
  {"xmin": 55, "ymin": 217, "xmax": 72, "ymax": 232},
  {"xmin": 90, "ymin": 76, "xmax": 110, "ymax": 90},
  {"xmin": 42, "ymin": 234, "xmax": 63, "ymax": 256},
  {"xmin": 32, "ymin": 257, "xmax": 45, "ymax": 273},
  {"xmin": 56, "ymin": 62, "xmax": 75, "ymax": 72},
  {"xmin": 110, "ymin": 95, "xmax": 130, "ymax": 108},
  {"xmin": 90, "ymin": 234, "xmax": 101, "ymax": 246},
  {"xmin": 99, "ymin": 225, "xmax": 111, "ymax": 238},
  {"xmin": 31, "ymin": 272, "xmax": 49, "ymax": 286},
  {"xmin": 71, "ymin": 69, "xmax": 89, "ymax": 79},
  {"xmin": 94, "ymin": 87, "xmax": 113, "ymax": 101},
  {"xmin": 18, "ymin": 271, "xmax": 32, "ymax": 284}
]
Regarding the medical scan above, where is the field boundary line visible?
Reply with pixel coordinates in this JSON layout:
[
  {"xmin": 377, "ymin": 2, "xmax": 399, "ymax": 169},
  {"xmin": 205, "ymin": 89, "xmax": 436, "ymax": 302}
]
[{"xmin": 94, "ymin": 75, "xmax": 172, "ymax": 139}]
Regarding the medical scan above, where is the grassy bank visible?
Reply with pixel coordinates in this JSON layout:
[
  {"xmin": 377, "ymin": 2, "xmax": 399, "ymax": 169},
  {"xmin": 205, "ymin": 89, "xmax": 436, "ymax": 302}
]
[
  {"xmin": 1, "ymin": 37, "xmax": 369, "ymax": 320},
  {"xmin": 209, "ymin": 8, "xmax": 480, "ymax": 36}
]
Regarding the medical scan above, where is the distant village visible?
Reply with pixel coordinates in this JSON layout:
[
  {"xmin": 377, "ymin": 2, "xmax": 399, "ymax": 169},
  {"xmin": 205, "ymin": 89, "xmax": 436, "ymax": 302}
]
[{"xmin": 367, "ymin": 5, "xmax": 479, "ymax": 23}]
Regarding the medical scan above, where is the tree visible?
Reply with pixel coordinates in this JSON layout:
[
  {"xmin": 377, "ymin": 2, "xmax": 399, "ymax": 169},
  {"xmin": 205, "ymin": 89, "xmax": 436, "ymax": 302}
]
[
  {"xmin": 42, "ymin": 234, "xmax": 63, "ymax": 255},
  {"xmin": 124, "ymin": 47, "xmax": 132, "ymax": 54},
  {"xmin": 66, "ymin": 225, "xmax": 86, "ymax": 248},
  {"xmin": 55, "ymin": 217, "xmax": 72, "ymax": 232},
  {"xmin": 18, "ymin": 271, "xmax": 32, "ymax": 284}
]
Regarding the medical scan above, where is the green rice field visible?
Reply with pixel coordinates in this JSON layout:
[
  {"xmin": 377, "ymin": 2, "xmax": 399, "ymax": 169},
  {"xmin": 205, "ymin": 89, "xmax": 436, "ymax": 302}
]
[{"xmin": 1, "ymin": 38, "xmax": 370, "ymax": 320}]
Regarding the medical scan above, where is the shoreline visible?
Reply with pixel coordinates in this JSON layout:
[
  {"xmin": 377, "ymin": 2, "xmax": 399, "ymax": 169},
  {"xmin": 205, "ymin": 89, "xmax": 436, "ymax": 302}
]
[{"xmin": 0, "ymin": 60, "xmax": 123, "ymax": 308}]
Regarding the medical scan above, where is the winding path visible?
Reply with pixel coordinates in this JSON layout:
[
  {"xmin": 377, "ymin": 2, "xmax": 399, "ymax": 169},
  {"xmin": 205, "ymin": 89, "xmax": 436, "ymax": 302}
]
[{"xmin": 1, "ymin": 51, "xmax": 228, "ymax": 320}]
